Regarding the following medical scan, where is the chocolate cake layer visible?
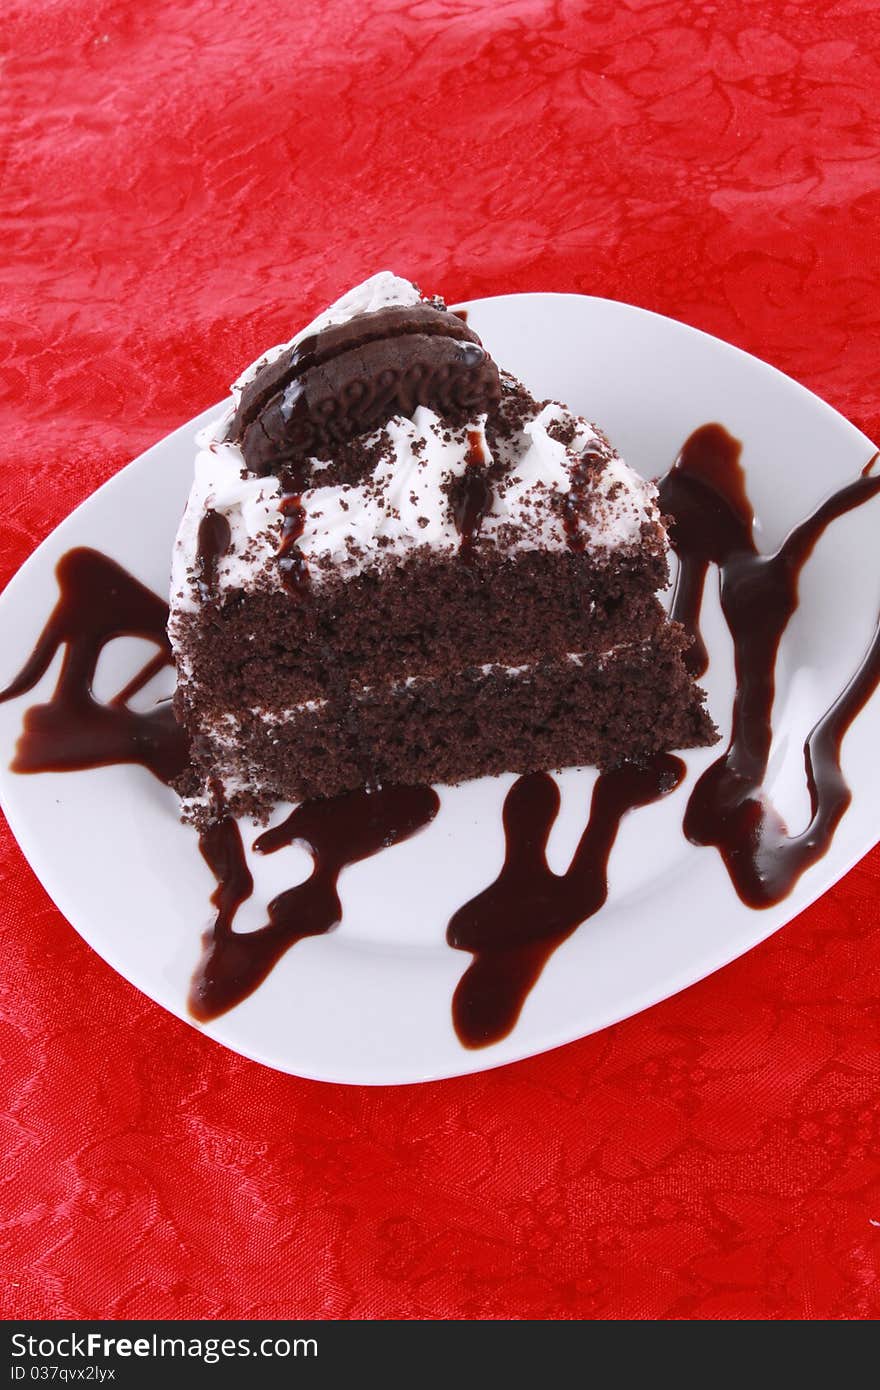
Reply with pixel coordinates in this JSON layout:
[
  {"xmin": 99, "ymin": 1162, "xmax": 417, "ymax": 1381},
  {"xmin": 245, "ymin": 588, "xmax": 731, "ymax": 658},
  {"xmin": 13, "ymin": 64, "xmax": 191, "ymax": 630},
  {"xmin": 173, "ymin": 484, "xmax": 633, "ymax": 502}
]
[
  {"xmin": 172, "ymin": 547, "xmax": 671, "ymax": 720},
  {"xmin": 181, "ymin": 631, "xmax": 714, "ymax": 822}
]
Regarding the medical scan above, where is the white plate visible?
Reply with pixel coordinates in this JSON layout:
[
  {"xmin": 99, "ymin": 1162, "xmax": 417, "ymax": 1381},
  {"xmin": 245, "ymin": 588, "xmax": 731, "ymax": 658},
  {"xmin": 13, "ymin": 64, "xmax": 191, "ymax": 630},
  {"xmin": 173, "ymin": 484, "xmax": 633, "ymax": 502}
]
[{"xmin": 1, "ymin": 293, "xmax": 879, "ymax": 1084}]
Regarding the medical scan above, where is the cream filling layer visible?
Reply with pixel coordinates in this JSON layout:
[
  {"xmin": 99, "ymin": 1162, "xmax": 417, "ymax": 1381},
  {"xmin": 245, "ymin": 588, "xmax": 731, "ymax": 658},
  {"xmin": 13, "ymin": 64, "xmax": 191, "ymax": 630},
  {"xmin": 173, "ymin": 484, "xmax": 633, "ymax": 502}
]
[{"xmin": 192, "ymin": 645, "xmax": 644, "ymax": 741}]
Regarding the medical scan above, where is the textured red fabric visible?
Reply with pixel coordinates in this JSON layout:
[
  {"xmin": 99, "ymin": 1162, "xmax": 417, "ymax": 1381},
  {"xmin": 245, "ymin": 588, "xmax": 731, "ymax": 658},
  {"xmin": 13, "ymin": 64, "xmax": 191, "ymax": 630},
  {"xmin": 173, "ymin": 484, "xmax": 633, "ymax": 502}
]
[{"xmin": 2, "ymin": 0, "xmax": 880, "ymax": 1322}]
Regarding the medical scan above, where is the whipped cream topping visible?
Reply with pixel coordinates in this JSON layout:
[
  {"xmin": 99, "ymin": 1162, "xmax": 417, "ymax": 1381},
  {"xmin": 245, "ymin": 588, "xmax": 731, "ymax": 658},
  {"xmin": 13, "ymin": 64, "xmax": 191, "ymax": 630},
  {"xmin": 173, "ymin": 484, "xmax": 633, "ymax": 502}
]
[
  {"xmin": 480, "ymin": 400, "xmax": 654, "ymax": 553},
  {"xmin": 297, "ymin": 409, "xmax": 487, "ymax": 570},
  {"xmin": 170, "ymin": 274, "xmax": 661, "ymax": 618}
]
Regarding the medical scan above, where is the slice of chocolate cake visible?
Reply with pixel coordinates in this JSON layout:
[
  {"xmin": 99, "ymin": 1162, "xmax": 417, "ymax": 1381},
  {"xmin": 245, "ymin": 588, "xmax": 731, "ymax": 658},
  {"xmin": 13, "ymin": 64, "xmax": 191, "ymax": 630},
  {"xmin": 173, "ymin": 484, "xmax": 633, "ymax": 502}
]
[{"xmin": 169, "ymin": 272, "xmax": 716, "ymax": 821}]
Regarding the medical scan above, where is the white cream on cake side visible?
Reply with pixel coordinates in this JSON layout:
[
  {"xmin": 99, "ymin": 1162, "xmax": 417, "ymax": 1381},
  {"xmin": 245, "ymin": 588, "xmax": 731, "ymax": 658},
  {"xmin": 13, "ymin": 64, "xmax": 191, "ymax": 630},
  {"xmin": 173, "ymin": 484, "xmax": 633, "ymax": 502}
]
[{"xmin": 190, "ymin": 643, "xmax": 650, "ymax": 742}]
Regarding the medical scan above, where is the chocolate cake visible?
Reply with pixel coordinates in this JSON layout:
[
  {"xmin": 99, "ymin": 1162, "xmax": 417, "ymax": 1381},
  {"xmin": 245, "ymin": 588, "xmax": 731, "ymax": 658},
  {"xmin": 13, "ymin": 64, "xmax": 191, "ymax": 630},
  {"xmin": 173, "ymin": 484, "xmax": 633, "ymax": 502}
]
[{"xmin": 169, "ymin": 272, "xmax": 716, "ymax": 822}]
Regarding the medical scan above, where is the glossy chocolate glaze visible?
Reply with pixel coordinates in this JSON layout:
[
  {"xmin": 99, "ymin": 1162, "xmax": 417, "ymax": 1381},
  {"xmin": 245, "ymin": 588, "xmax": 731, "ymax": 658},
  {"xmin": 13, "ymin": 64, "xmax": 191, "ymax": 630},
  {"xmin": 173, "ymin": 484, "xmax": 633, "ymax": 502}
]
[
  {"xmin": 195, "ymin": 509, "xmax": 231, "ymax": 600},
  {"xmin": 660, "ymin": 426, "xmax": 880, "ymax": 906},
  {"xmin": 447, "ymin": 755, "xmax": 685, "ymax": 1047},
  {"xmin": 190, "ymin": 785, "xmax": 440, "ymax": 1020},
  {"xmin": 452, "ymin": 428, "xmax": 493, "ymax": 558},
  {"xmin": 0, "ymin": 548, "xmax": 187, "ymax": 783}
]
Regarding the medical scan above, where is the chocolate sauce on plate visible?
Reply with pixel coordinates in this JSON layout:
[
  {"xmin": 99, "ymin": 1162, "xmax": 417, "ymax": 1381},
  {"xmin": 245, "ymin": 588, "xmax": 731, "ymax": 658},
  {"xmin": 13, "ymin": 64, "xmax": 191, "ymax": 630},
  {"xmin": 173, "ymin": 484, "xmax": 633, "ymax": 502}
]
[
  {"xmin": 190, "ymin": 785, "xmax": 440, "ymax": 1020},
  {"xmin": 448, "ymin": 755, "xmax": 685, "ymax": 1048},
  {"xmin": 658, "ymin": 424, "xmax": 753, "ymax": 677},
  {"xmin": 0, "ymin": 547, "xmax": 188, "ymax": 783},
  {"xmin": 659, "ymin": 425, "xmax": 880, "ymax": 907}
]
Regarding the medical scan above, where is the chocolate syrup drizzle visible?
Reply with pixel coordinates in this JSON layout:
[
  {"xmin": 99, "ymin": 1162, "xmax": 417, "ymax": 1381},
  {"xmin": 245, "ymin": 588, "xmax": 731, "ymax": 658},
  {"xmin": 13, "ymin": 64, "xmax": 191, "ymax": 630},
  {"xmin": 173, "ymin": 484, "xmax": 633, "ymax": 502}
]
[
  {"xmin": 659, "ymin": 425, "xmax": 880, "ymax": 907},
  {"xmin": 195, "ymin": 510, "xmax": 231, "ymax": 600},
  {"xmin": 453, "ymin": 428, "xmax": 492, "ymax": 557},
  {"xmin": 3, "ymin": 426, "xmax": 880, "ymax": 1048},
  {"xmin": 190, "ymin": 785, "xmax": 440, "ymax": 1020},
  {"xmin": 0, "ymin": 548, "xmax": 188, "ymax": 783},
  {"xmin": 277, "ymin": 494, "xmax": 309, "ymax": 594},
  {"xmin": 448, "ymin": 755, "xmax": 685, "ymax": 1048}
]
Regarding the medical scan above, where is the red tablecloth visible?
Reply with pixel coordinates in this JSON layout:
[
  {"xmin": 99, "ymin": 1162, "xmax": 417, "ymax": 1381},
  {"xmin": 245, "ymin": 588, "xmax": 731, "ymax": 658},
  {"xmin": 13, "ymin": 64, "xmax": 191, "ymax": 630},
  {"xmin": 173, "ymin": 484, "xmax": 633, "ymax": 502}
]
[{"xmin": 3, "ymin": 0, "xmax": 880, "ymax": 1322}]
